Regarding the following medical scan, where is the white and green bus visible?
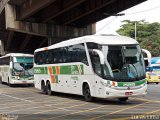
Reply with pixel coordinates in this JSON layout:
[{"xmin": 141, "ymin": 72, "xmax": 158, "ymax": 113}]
[
  {"xmin": 34, "ymin": 35, "xmax": 147, "ymax": 102},
  {"xmin": 0, "ymin": 53, "xmax": 34, "ymax": 86}
]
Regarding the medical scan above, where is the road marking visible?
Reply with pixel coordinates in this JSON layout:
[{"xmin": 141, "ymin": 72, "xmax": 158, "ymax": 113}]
[
  {"xmin": 16, "ymin": 100, "xmax": 78, "ymax": 118},
  {"xmin": 44, "ymin": 104, "xmax": 108, "ymax": 120},
  {"xmin": 27, "ymin": 97, "xmax": 80, "ymax": 104},
  {"xmin": 89, "ymin": 101, "xmax": 150, "ymax": 120},
  {"xmin": 0, "ymin": 103, "xmax": 32, "ymax": 110},
  {"xmin": 146, "ymin": 109, "xmax": 160, "ymax": 114},
  {"xmin": 0, "ymin": 91, "xmax": 78, "ymax": 104},
  {"xmin": 0, "ymin": 87, "xmax": 38, "ymax": 93},
  {"xmin": 0, "ymin": 93, "xmax": 33, "ymax": 103},
  {"xmin": 133, "ymin": 98, "xmax": 160, "ymax": 103},
  {"xmin": 31, "ymin": 102, "xmax": 89, "ymax": 115},
  {"xmin": 64, "ymin": 102, "xmax": 89, "ymax": 109},
  {"xmin": 3, "ymin": 100, "xmax": 75, "ymax": 114},
  {"xmin": 0, "ymin": 101, "xmax": 23, "ymax": 105}
]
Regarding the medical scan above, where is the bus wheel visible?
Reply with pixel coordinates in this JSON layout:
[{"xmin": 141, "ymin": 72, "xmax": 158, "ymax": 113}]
[
  {"xmin": 118, "ymin": 97, "xmax": 128, "ymax": 102},
  {"xmin": 46, "ymin": 81, "xmax": 53, "ymax": 96},
  {"xmin": 41, "ymin": 81, "xmax": 47, "ymax": 94},
  {"xmin": 83, "ymin": 84, "xmax": 94, "ymax": 102},
  {"xmin": 156, "ymin": 82, "xmax": 159, "ymax": 84}
]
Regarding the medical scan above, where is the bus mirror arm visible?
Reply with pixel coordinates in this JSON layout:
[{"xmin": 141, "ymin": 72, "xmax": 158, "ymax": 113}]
[{"xmin": 93, "ymin": 49, "xmax": 105, "ymax": 64}]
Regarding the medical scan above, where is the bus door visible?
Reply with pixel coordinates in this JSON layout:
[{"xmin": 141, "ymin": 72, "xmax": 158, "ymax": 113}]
[
  {"xmin": 90, "ymin": 52, "xmax": 104, "ymax": 97},
  {"xmin": 70, "ymin": 65, "xmax": 82, "ymax": 94}
]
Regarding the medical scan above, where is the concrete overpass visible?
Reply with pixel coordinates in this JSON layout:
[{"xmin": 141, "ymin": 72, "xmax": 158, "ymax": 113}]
[{"xmin": 0, "ymin": 0, "xmax": 146, "ymax": 54}]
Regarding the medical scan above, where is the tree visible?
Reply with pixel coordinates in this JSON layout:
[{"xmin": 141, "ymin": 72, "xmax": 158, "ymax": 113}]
[{"xmin": 116, "ymin": 20, "xmax": 160, "ymax": 57}]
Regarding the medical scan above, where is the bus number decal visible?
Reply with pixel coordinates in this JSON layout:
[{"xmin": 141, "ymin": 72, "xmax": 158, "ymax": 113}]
[{"xmin": 34, "ymin": 67, "xmax": 48, "ymax": 74}]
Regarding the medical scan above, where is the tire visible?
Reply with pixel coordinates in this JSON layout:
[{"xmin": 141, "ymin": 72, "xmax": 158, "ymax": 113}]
[
  {"xmin": 83, "ymin": 84, "xmax": 94, "ymax": 102},
  {"xmin": 41, "ymin": 81, "xmax": 47, "ymax": 94},
  {"xmin": 46, "ymin": 81, "xmax": 53, "ymax": 95},
  {"xmin": 27, "ymin": 84, "xmax": 34, "ymax": 87},
  {"xmin": 118, "ymin": 97, "xmax": 128, "ymax": 102},
  {"xmin": 156, "ymin": 82, "xmax": 159, "ymax": 84}
]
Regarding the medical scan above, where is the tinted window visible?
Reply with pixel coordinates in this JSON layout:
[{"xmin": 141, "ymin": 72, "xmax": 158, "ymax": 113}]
[
  {"xmin": 0, "ymin": 56, "xmax": 10, "ymax": 65},
  {"xmin": 35, "ymin": 43, "xmax": 88, "ymax": 65}
]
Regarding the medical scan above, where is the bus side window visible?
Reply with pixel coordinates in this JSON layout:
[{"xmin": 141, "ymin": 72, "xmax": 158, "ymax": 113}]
[
  {"xmin": 34, "ymin": 52, "xmax": 42, "ymax": 65},
  {"xmin": 63, "ymin": 47, "xmax": 67, "ymax": 62},
  {"xmin": 35, "ymin": 51, "xmax": 45, "ymax": 65},
  {"xmin": 72, "ymin": 43, "xmax": 88, "ymax": 65},
  {"xmin": 53, "ymin": 49, "xmax": 58, "ymax": 63},
  {"xmin": 58, "ymin": 48, "xmax": 64, "ymax": 63}
]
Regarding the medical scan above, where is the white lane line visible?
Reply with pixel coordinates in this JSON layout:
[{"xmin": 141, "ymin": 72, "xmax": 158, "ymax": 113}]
[{"xmin": 0, "ymin": 93, "xmax": 33, "ymax": 103}]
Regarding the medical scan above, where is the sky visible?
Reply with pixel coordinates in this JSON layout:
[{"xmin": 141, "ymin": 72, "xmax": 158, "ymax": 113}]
[{"xmin": 96, "ymin": 0, "xmax": 160, "ymax": 35}]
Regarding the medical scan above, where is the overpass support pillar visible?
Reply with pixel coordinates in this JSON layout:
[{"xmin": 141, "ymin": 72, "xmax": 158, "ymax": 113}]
[{"xmin": 0, "ymin": 41, "xmax": 5, "ymax": 56}]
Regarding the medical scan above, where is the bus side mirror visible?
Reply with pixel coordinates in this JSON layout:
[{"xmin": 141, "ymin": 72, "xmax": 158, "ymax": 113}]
[
  {"xmin": 93, "ymin": 49, "xmax": 104, "ymax": 64},
  {"xmin": 10, "ymin": 62, "xmax": 12, "ymax": 68}
]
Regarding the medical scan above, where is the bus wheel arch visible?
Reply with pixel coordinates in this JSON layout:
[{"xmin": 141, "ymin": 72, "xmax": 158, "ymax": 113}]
[
  {"xmin": 46, "ymin": 80, "xmax": 53, "ymax": 95},
  {"xmin": 82, "ymin": 82, "xmax": 94, "ymax": 102},
  {"xmin": 41, "ymin": 80, "xmax": 47, "ymax": 94}
]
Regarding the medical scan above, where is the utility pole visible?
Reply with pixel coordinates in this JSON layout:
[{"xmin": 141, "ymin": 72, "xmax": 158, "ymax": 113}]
[{"xmin": 135, "ymin": 22, "xmax": 137, "ymax": 40}]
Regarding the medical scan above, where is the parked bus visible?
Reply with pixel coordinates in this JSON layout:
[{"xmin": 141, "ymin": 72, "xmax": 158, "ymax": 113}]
[
  {"xmin": 146, "ymin": 57, "xmax": 160, "ymax": 84},
  {"xmin": 34, "ymin": 35, "xmax": 147, "ymax": 102},
  {"xmin": 0, "ymin": 53, "xmax": 34, "ymax": 86}
]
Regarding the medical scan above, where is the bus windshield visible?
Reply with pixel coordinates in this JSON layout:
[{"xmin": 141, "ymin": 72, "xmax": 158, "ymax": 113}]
[
  {"xmin": 12, "ymin": 57, "xmax": 34, "ymax": 76},
  {"xmin": 88, "ymin": 44, "xmax": 145, "ymax": 82}
]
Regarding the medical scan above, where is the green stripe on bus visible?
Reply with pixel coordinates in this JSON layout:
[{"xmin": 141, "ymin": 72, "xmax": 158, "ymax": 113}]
[
  {"xmin": 34, "ymin": 65, "xmax": 84, "ymax": 75},
  {"xmin": 52, "ymin": 66, "xmax": 56, "ymax": 74},
  {"xmin": 71, "ymin": 65, "xmax": 84, "ymax": 75},
  {"xmin": 55, "ymin": 75, "xmax": 58, "ymax": 83},
  {"xmin": 117, "ymin": 79, "xmax": 146, "ymax": 87},
  {"xmin": 60, "ymin": 65, "xmax": 71, "ymax": 74},
  {"xmin": 34, "ymin": 67, "xmax": 48, "ymax": 74},
  {"xmin": 80, "ymin": 65, "xmax": 84, "ymax": 74}
]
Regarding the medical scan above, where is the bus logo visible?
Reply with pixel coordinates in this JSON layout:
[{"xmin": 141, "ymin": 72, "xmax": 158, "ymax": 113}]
[{"xmin": 123, "ymin": 83, "xmax": 135, "ymax": 87}]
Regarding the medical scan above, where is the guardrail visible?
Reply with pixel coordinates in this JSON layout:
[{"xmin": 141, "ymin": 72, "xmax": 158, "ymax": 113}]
[{"xmin": 0, "ymin": 0, "xmax": 9, "ymax": 13}]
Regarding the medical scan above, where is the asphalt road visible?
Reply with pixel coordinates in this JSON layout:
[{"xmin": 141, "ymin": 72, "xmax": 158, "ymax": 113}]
[{"xmin": 0, "ymin": 83, "xmax": 160, "ymax": 120}]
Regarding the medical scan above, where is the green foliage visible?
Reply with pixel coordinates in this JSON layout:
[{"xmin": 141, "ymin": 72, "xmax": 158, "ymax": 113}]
[{"xmin": 116, "ymin": 20, "xmax": 160, "ymax": 57}]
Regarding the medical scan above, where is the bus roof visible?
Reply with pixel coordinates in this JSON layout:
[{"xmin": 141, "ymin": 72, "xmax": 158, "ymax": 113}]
[
  {"xmin": 0, "ymin": 53, "xmax": 33, "ymax": 58},
  {"xmin": 35, "ymin": 34, "xmax": 139, "ymax": 52}
]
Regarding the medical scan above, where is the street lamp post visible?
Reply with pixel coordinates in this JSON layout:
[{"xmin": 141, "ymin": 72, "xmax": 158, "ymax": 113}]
[{"xmin": 135, "ymin": 22, "xmax": 137, "ymax": 40}]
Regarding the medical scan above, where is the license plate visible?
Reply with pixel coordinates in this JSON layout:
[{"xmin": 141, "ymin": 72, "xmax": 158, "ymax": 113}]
[
  {"xmin": 125, "ymin": 92, "xmax": 133, "ymax": 95},
  {"xmin": 22, "ymin": 81, "xmax": 27, "ymax": 83}
]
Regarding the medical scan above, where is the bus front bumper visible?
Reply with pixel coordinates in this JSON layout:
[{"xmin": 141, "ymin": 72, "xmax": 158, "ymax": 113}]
[
  {"xmin": 10, "ymin": 79, "xmax": 34, "ymax": 84},
  {"xmin": 100, "ymin": 84, "xmax": 147, "ymax": 99}
]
